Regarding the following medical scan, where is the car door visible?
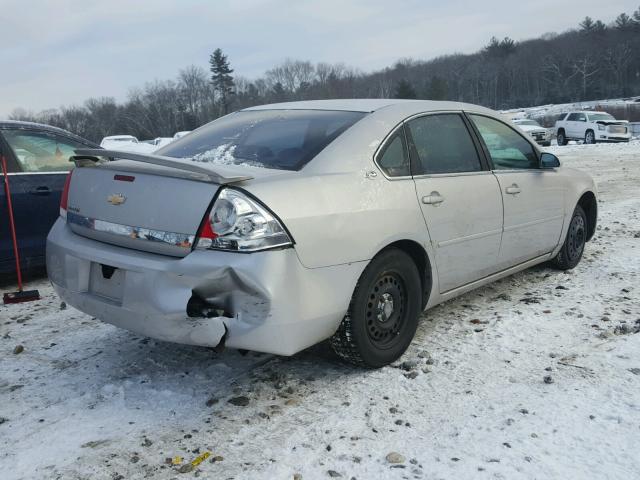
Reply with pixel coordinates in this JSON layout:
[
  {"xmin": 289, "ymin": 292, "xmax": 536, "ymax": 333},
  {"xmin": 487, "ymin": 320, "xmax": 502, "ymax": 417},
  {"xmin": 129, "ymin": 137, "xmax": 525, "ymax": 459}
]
[
  {"xmin": 0, "ymin": 128, "xmax": 89, "ymax": 270},
  {"xmin": 406, "ymin": 112, "xmax": 504, "ymax": 293},
  {"xmin": 468, "ymin": 114, "xmax": 565, "ymax": 269},
  {"xmin": 564, "ymin": 113, "xmax": 578, "ymax": 138},
  {"xmin": 573, "ymin": 112, "xmax": 587, "ymax": 139}
]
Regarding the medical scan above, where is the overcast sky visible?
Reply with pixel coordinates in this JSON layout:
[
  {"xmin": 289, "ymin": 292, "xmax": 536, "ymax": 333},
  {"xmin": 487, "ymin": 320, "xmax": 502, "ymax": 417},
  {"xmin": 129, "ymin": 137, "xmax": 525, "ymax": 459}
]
[{"xmin": 1, "ymin": 0, "xmax": 636, "ymax": 115}]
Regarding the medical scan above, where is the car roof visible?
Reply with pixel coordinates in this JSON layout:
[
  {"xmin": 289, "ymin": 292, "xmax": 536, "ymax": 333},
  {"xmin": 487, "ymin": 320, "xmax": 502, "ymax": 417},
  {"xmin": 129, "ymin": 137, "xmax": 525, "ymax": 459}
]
[
  {"xmin": 242, "ymin": 98, "xmax": 493, "ymax": 114},
  {"xmin": 103, "ymin": 135, "xmax": 137, "ymax": 140},
  {"xmin": 0, "ymin": 119, "xmax": 98, "ymax": 146}
]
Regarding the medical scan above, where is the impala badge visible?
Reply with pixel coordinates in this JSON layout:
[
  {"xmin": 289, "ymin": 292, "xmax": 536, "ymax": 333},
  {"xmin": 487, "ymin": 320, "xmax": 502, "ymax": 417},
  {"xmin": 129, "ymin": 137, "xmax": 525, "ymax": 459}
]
[{"xmin": 107, "ymin": 193, "xmax": 127, "ymax": 206}]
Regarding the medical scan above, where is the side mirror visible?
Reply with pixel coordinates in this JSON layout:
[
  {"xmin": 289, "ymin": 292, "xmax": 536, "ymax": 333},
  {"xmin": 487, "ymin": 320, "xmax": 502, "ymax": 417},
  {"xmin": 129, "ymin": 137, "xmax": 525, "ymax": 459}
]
[{"xmin": 540, "ymin": 152, "xmax": 560, "ymax": 169}]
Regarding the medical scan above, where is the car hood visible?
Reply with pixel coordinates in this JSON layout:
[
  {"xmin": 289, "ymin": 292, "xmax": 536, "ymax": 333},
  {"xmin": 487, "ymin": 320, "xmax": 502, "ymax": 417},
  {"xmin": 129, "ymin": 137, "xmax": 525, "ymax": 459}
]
[
  {"xmin": 517, "ymin": 124, "xmax": 546, "ymax": 133},
  {"xmin": 518, "ymin": 125, "xmax": 547, "ymax": 133}
]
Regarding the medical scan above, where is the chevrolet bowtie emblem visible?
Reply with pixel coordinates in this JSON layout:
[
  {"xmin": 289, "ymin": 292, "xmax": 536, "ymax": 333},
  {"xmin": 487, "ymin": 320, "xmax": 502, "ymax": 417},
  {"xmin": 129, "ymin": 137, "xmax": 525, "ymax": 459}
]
[{"xmin": 107, "ymin": 193, "xmax": 126, "ymax": 206}]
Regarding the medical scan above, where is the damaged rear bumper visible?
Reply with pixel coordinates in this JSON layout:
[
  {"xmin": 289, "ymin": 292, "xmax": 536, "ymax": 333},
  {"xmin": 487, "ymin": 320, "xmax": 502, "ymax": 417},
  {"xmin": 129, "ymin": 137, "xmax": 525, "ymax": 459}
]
[{"xmin": 46, "ymin": 219, "xmax": 365, "ymax": 356}]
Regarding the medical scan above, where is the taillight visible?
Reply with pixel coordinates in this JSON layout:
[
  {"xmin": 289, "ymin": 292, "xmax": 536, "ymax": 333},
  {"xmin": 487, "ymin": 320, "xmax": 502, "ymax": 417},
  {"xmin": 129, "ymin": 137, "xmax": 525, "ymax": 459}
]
[
  {"xmin": 196, "ymin": 214, "xmax": 217, "ymax": 241},
  {"xmin": 195, "ymin": 188, "xmax": 292, "ymax": 252},
  {"xmin": 60, "ymin": 170, "xmax": 73, "ymax": 219}
]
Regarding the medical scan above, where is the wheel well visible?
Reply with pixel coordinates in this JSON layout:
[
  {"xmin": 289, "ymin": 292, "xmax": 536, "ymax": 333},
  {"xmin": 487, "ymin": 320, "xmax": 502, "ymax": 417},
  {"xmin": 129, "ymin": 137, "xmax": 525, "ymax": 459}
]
[
  {"xmin": 577, "ymin": 191, "xmax": 597, "ymax": 241},
  {"xmin": 557, "ymin": 128, "xmax": 565, "ymax": 134},
  {"xmin": 381, "ymin": 240, "xmax": 432, "ymax": 309}
]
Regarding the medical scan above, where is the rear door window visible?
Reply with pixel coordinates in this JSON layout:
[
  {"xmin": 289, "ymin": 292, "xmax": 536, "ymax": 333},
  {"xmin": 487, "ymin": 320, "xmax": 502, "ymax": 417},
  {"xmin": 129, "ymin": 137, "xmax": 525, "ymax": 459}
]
[
  {"xmin": 158, "ymin": 110, "xmax": 367, "ymax": 171},
  {"xmin": 406, "ymin": 113, "xmax": 482, "ymax": 175},
  {"xmin": 3, "ymin": 130, "xmax": 86, "ymax": 172}
]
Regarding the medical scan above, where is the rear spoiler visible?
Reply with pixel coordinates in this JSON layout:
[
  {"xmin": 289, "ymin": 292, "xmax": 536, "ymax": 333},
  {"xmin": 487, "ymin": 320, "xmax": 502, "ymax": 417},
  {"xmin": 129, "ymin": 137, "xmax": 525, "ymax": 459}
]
[{"xmin": 71, "ymin": 149, "xmax": 253, "ymax": 185}]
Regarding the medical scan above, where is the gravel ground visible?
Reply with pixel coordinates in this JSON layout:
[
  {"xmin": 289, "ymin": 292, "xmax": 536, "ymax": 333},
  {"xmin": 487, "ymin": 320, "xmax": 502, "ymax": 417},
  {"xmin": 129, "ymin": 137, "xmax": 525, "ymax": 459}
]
[{"xmin": 1, "ymin": 140, "xmax": 639, "ymax": 480}]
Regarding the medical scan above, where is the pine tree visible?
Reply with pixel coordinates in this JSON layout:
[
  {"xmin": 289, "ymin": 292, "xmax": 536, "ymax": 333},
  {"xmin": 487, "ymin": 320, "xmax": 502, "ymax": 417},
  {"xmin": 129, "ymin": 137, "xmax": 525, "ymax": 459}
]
[
  {"xmin": 394, "ymin": 79, "xmax": 417, "ymax": 99},
  {"xmin": 499, "ymin": 37, "xmax": 516, "ymax": 55},
  {"xmin": 615, "ymin": 13, "xmax": 632, "ymax": 30},
  {"xmin": 579, "ymin": 16, "xmax": 595, "ymax": 33},
  {"xmin": 426, "ymin": 76, "xmax": 448, "ymax": 100},
  {"xmin": 272, "ymin": 82, "xmax": 286, "ymax": 102},
  {"xmin": 483, "ymin": 36, "xmax": 516, "ymax": 57},
  {"xmin": 209, "ymin": 48, "xmax": 235, "ymax": 114},
  {"xmin": 593, "ymin": 20, "xmax": 607, "ymax": 33}
]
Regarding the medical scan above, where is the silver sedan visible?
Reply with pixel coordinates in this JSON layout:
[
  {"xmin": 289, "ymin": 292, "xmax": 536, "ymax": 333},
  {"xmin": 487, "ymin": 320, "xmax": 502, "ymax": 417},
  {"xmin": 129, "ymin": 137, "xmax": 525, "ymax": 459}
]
[{"xmin": 46, "ymin": 99, "xmax": 597, "ymax": 367}]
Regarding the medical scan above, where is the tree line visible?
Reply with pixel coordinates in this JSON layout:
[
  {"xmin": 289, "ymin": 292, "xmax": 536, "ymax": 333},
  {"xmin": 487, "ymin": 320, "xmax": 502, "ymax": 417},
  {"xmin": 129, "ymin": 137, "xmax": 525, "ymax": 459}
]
[{"xmin": 10, "ymin": 8, "xmax": 640, "ymax": 142}]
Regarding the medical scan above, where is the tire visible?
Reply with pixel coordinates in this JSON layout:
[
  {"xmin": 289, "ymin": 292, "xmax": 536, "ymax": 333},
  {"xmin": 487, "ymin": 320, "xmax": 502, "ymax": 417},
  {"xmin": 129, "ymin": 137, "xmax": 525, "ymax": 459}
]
[
  {"xmin": 330, "ymin": 249, "xmax": 422, "ymax": 368},
  {"xmin": 557, "ymin": 130, "xmax": 567, "ymax": 146},
  {"xmin": 584, "ymin": 130, "xmax": 596, "ymax": 144},
  {"xmin": 551, "ymin": 205, "xmax": 587, "ymax": 270}
]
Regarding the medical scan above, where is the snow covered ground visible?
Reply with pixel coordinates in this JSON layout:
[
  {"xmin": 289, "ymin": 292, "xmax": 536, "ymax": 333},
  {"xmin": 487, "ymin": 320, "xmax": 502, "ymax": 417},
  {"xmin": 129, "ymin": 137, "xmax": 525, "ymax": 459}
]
[{"xmin": 1, "ymin": 141, "xmax": 639, "ymax": 480}]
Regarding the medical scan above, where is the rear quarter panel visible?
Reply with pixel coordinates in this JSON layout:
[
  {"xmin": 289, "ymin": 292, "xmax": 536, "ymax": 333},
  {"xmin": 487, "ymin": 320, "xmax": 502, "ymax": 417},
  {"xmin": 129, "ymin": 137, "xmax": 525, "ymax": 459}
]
[{"xmin": 245, "ymin": 171, "xmax": 430, "ymax": 269}]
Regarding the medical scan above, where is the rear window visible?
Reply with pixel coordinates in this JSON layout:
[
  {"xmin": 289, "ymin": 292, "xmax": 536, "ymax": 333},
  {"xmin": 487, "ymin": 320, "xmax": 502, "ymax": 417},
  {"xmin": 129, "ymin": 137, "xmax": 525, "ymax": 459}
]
[{"xmin": 158, "ymin": 110, "xmax": 367, "ymax": 171}]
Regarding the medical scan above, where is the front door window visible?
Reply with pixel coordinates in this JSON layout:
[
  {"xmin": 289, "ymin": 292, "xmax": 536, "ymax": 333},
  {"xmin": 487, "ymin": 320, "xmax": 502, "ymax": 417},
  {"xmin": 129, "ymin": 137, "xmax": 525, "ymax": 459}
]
[{"xmin": 469, "ymin": 114, "xmax": 538, "ymax": 170}]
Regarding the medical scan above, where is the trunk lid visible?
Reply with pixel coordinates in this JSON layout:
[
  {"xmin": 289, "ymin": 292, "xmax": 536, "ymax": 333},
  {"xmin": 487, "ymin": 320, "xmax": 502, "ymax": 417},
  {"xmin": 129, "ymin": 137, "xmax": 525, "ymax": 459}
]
[{"xmin": 66, "ymin": 162, "xmax": 220, "ymax": 257}]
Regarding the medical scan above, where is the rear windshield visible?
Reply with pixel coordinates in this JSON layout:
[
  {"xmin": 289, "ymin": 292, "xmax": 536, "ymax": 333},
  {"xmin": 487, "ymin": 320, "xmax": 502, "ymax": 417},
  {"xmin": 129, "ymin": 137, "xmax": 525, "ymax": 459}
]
[{"xmin": 158, "ymin": 110, "xmax": 367, "ymax": 171}]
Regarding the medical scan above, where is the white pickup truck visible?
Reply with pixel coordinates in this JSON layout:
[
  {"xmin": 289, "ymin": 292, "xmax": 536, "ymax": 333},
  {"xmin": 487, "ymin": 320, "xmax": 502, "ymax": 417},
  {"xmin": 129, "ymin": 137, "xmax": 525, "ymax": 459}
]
[{"xmin": 555, "ymin": 111, "xmax": 631, "ymax": 145}]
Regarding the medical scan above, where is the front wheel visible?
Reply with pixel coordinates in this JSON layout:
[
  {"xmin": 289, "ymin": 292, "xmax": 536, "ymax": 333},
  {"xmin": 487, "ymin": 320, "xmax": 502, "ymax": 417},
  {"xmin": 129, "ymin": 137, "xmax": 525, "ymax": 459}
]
[
  {"xmin": 330, "ymin": 249, "xmax": 421, "ymax": 367},
  {"xmin": 551, "ymin": 205, "xmax": 587, "ymax": 270},
  {"xmin": 557, "ymin": 131, "xmax": 567, "ymax": 146},
  {"xmin": 585, "ymin": 130, "xmax": 596, "ymax": 144}
]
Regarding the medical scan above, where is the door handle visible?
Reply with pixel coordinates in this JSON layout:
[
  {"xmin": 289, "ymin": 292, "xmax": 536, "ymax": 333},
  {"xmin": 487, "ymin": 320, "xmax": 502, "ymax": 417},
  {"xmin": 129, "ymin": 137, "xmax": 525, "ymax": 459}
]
[
  {"xmin": 422, "ymin": 191, "xmax": 444, "ymax": 205},
  {"xmin": 505, "ymin": 184, "xmax": 521, "ymax": 195},
  {"xmin": 29, "ymin": 186, "xmax": 52, "ymax": 196}
]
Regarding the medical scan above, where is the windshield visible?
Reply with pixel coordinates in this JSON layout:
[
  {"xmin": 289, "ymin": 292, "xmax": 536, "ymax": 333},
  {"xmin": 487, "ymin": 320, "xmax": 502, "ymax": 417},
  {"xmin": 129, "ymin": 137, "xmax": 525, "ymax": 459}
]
[
  {"xmin": 158, "ymin": 110, "xmax": 367, "ymax": 171},
  {"xmin": 516, "ymin": 120, "xmax": 540, "ymax": 126},
  {"xmin": 588, "ymin": 112, "xmax": 615, "ymax": 121}
]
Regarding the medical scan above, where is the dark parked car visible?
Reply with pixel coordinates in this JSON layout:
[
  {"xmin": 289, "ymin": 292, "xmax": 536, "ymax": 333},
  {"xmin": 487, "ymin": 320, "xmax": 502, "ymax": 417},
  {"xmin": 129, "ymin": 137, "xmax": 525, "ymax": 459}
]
[{"xmin": 0, "ymin": 121, "xmax": 99, "ymax": 274}]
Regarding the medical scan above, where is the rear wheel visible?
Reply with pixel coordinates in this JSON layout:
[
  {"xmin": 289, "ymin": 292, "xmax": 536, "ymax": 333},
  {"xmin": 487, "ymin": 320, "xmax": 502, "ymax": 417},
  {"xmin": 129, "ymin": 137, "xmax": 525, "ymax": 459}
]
[
  {"xmin": 330, "ymin": 249, "xmax": 421, "ymax": 367},
  {"xmin": 551, "ymin": 205, "xmax": 587, "ymax": 270},
  {"xmin": 585, "ymin": 130, "xmax": 596, "ymax": 144},
  {"xmin": 557, "ymin": 130, "xmax": 567, "ymax": 146}
]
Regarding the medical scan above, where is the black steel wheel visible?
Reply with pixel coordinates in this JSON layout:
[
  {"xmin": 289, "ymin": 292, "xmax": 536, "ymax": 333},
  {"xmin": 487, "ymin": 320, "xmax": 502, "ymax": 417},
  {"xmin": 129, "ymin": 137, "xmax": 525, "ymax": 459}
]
[
  {"xmin": 330, "ymin": 249, "xmax": 422, "ymax": 367},
  {"xmin": 551, "ymin": 205, "xmax": 587, "ymax": 270},
  {"xmin": 364, "ymin": 272, "xmax": 408, "ymax": 349}
]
